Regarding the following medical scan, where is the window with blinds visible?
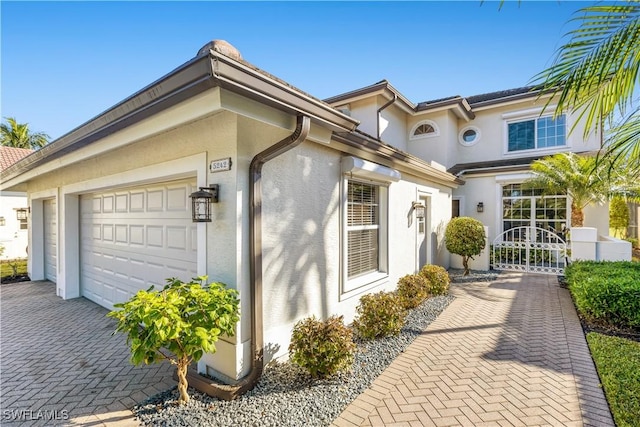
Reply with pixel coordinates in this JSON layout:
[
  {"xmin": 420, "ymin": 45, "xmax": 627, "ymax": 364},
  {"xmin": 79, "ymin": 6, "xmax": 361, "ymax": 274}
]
[{"xmin": 347, "ymin": 181, "xmax": 379, "ymax": 278}]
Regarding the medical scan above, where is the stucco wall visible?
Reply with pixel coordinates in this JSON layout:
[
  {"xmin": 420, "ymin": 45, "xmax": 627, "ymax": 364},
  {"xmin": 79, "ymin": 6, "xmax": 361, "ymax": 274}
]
[
  {"xmin": 0, "ymin": 192, "xmax": 29, "ymax": 259},
  {"xmin": 451, "ymin": 99, "xmax": 601, "ymax": 167},
  {"xmin": 260, "ymin": 142, "xmax": 453, "ymax": 362}
]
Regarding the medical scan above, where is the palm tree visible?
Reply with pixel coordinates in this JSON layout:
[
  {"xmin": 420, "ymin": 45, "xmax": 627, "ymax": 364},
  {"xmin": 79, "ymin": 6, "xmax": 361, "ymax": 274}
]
[
  {"xmin": 533, "ymin": 2, "xmax": 640, "ymax": 164},
  {"xmin": 525, "ymin": 153, "xmax": 640, "ymax": 227},
  {"xmin": 0, "ymin": 117, "xmax": 49, "ymax": 149}
]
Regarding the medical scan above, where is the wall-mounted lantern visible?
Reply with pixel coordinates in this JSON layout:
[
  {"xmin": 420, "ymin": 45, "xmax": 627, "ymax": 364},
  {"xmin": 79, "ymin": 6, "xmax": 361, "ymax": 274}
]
[
  {"xmin": 189, "ymin": 185, "xmax": 219, "ymax": 222},
  {"xmin": 476, "ymin": 202, "xmax": 484, "ymax": 213},
  {"xmin": 16, "ymin": 208, "xmax": 29, "ymax": 220},
  {"xmin": 412, "ymin": 202, "xmax": 425, "ymax": 219}
]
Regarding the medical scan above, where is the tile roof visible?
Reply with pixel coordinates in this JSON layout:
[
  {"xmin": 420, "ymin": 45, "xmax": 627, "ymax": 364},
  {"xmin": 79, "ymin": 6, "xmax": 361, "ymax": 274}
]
[
  {"xmin": 465, "ymin": 86, "xmax": 537, "ymax": 106},
  {"xmin": 0, "ymin": 146, "xmax": 34, "ymax": 171}
]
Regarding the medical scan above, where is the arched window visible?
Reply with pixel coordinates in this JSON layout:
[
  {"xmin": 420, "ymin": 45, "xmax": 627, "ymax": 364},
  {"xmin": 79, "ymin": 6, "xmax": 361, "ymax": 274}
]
[{"xmin": 410, "ymin": 120, "xmax": 439, "ymax": 140}]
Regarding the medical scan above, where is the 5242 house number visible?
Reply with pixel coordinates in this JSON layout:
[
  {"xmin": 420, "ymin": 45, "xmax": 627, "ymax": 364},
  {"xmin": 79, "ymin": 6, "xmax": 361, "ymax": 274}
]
[{"xmin": 210, "ymin": 158, "xmax": 232, "ymax": 173}]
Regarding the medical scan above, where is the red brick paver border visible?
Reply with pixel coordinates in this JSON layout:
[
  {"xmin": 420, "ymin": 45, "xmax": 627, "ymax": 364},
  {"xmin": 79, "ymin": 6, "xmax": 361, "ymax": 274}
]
[{"xmin": 333, "ymin": 273, "xmax": 614, "ymax": 427}]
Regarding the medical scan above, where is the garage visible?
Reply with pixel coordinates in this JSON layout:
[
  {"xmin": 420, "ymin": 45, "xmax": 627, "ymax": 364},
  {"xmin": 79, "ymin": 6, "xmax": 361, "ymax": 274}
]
[
  {"xmin": 80, "ymin": 179, "xmax": 198, "ymax": 310},
  {"xmin": 43, "ymin": 198, "xmax": 57, "ymax": 283}
]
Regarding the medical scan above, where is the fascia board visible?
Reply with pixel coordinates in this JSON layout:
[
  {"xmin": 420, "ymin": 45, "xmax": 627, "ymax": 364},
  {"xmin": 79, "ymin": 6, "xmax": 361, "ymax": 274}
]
[{"xmin": 212, "ymin": 54, "xmax": 359, "ymax": 133}]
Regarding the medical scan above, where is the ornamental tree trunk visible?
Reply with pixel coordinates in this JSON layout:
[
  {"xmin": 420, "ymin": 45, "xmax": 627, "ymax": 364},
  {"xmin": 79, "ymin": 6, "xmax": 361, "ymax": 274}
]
[
  {"xmin": 462, "ymin": 256, "xmax": 470, "ymax": 276},
  {"xmin": 176, "ymin": 357, "xmax": 190, "ymax": 404},
  {"xmin": 571, "ymin": 202, "xmax": 584, "ymax": 227}
]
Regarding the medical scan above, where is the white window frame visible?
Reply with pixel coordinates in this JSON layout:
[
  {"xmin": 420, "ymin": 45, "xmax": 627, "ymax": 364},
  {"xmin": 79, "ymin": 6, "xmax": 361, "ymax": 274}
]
[
  {"xmin": 341, "ymin": 157, "xmax": 399, "ymax": 296},
  {"xmin": 409, "ymin": 120, "xmax": 440, "ymax": 140},
  {"xmin": 458, "ymin": 126, "xmax": 481, "ymax": 147},
  {"xmin": 502, "ymin": 107, "xmax": 569, "ymax": 156}
]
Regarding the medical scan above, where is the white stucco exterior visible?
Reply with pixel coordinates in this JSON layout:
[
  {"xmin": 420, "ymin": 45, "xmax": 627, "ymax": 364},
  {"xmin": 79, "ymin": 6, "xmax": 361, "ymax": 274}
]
[
  {"xmin": 0, "ymin": 191, "xmax": 29, "ymax": 260},
  {"xmin": 1, "ymin": 41, "xmax": 614, "ymax": 390}
]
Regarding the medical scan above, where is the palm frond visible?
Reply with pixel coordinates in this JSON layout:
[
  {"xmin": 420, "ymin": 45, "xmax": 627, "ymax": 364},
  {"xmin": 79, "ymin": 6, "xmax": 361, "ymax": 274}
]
[{"xmin": 532, "ymin": 2, "xmax": 640, "ymax": 134}]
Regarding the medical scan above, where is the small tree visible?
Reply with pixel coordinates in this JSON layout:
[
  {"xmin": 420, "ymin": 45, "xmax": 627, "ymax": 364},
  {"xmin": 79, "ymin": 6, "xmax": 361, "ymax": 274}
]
[
  {"xmin": 609, "ymin": 196, "xmax": 629, "ymax": 238},
  {"xmin": 108, "ymin": 277, "xmax": 240, "ymax": 404},
  {"xmin": 445, "ymin": 217, "xmax": 486, "ymax": 276}
]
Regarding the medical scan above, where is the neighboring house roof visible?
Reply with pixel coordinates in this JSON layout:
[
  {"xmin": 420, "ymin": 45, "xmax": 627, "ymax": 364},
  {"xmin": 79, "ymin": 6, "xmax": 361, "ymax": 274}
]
[{"xmin": 0, "ymin": 147, "xmax": 34, "ymax": 171}]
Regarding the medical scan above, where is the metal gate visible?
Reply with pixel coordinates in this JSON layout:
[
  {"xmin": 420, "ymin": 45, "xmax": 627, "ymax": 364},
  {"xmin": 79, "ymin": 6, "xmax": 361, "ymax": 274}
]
[{"xmin": 491, "ymin": 226, "xmax": 567, "ymax": 275}]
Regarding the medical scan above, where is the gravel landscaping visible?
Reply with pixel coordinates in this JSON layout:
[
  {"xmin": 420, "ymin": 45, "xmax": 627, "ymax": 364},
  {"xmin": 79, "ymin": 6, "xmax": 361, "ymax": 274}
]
[{"xmin": 134, "ymin": 271, "xmax": 496, "ymax": 426}]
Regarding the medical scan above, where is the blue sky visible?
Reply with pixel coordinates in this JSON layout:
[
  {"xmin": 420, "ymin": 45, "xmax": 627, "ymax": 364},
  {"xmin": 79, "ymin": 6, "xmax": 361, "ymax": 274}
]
[{"xmin": 2, "ymin": 1, "xmax": 591, "ymax": 140}]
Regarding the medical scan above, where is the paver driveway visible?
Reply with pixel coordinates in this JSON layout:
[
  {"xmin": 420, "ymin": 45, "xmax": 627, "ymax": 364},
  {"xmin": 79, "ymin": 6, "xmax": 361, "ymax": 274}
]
[
  {"xmin": 0, "ymin": 281, "xmax": 175, "ymax": 426},
  {"xmin": 333, "ymin": 273, "xmax": 614, "ymax": 427}
]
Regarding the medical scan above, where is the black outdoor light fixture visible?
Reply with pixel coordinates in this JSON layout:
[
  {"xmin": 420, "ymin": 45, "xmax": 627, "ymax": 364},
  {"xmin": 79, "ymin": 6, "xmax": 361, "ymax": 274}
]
[
  {"xmin": 190, "ymin": 185, "xmax": 219, "ymax": 222},
  {"xmin": 16, "ymin": 208, "xmax": 29, "ymax": 221},
  {"xmin": 476, "ymin": 202, "xmax": 484, "ymax": 213},
  {"xmin": 412, "ymin": 202, "xmax": 425, "ymax": 220}
]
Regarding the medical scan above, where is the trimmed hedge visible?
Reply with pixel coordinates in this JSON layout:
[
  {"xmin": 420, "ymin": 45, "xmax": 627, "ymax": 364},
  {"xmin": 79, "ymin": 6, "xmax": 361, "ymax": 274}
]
[
  {"xmin": 353, "ymin": 291, "xmax": 406, "ymax": 339},
  {"xmin": 565, "ymin": 261, "xmax": 640, "ymax": 331},
  {"xmin": 420, "ymin": 265, "xmax": 450, "ymax": 296},
  {"xmin": 396, "ymin": 274, "xmax": 429, "ymax": 309}
]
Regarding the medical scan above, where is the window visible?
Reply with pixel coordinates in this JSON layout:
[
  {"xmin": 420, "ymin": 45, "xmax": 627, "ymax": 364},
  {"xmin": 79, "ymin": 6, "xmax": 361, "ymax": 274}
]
[
  {"xmin": 502, "ymin": 184, "xmax": 567, "ymax": 233},
  {"xmin": 347, "ymin": 181, "xmax": 379, "ymax": 279},
  {"xmin": 452, "ymin": 199, "xmax": 460, "ymax": 218},
  {"xmin": 410, "ymin": 120, "xmax": 439, "ymax": 139},
  {"xmin": 458, "ymin": 126, "xmax": 481, "ymax": 146},
  {"xmin": 341, "ymin": 156, "xmax": 396, "ymax": 294},
  {"xmin": 507, "ymin": 115, "xmax": 566, "ymax": 152}
]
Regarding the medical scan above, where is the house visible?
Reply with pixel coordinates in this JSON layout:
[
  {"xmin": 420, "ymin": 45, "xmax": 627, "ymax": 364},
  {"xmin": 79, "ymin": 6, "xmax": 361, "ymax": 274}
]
[
  {"xmin": 0, "ymin": 146, "xmax": 34, "ymax": 260},
  {"xmin": 325, "ymin": 81, "xmax": 605, "ymax": 243},
  {"xmin": 0, "ymin": 40, "xmax": 601, "ymax": 392}
]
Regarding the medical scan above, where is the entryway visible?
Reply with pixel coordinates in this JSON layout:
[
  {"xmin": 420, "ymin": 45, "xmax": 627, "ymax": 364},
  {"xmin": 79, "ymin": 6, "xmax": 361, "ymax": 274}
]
[{"xmin": 491, "ymin": 226, "xmax": 567, "ymax": 275}]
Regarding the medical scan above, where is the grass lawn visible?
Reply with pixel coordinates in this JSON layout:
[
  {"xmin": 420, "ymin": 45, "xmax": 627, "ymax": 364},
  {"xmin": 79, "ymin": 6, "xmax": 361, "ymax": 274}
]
[
  {"xmin": 586, "ymin": 333, "xmax": 640, "ymax": 427},
  {"xmin": 0, "ymin": 259, "xmax": 28, "ymax": 280}
]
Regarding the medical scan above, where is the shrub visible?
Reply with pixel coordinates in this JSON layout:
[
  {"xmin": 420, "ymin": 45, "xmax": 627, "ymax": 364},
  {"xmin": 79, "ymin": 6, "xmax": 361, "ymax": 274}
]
[
  {"xmin": 289, "ymin": 315, "xmax": 355, "ymax": 378},
  {"xmin": 420, "ymin": 264, "xmax": 450, "ymax": 296},
  {"xmin": 445, "ymin": 217, "xmax": 486, "ymax": 275},
  {"xmin": 353, "ymin": 292, "xmax": 406, "ymax": 339},
  {"xmin": 108, "ymin": 277, "xmax": 240, "ymax": 404},
  {"xmin": 609, "ymin": 196, "xmax": 629, "ymax": 238},
  {"xmin": 396, "ymin": 274, "xmax": 429, "ymax": 309},
  {"xmin": 566, "ymin": 261, "xmax": 640, "ymax": 331}
]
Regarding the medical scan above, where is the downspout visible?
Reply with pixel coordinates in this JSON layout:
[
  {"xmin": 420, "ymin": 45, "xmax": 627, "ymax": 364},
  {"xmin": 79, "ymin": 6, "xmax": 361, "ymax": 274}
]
[
  {"xmin": 239, "ymin": 114, "xmax": 311, "ymax": 395},
  {"xmin": 377, "ymin": 94, "xmax": 397, "ymax": 139}
]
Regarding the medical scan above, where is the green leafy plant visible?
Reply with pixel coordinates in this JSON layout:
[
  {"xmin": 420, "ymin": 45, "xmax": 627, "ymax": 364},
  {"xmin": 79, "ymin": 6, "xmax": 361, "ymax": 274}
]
[
  {"xmin": 610, "ymin": 196, "xmax": 629, "ymax": 238},
  {"xmin": 289, "ymin": 315, "xmax": 356, "ymax": 378},
  {"xmin": 445, "ymin": 217, "xmax": 486, "ymax": 276},
  {"xmin": 420, "ymin": 265, "xmax": 450, "ymax": 296},
  {"xmin": 396, "ymin": 274, "xmax": 429, "ymax": 309},
  {"xmin": 353, "ymin": 291, "xmax": 406, "ymax": 340},
  {"xmin": 565, "ymin": 261, "xmax": 640, "ymax": 331},
  {"xmin": 107, "ymin": 277, "xmax": 240, "ymax": 404}
]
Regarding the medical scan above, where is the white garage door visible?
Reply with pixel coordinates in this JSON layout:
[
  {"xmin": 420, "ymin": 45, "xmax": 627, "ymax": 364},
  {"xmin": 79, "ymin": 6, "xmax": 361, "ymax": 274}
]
[
  {"xmin": 80, "ymin": 179, "xmax": 198, "ymax": 310},
  {"xmin": 43, "ymin": 199, "xmax": 57, "ymax": 283}
]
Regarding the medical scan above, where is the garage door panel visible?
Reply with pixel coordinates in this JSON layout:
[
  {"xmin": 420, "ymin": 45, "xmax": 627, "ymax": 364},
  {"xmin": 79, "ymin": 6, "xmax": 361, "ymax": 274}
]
[
  {"xmin": 44, "ymin": 199, "xmax": 57, "ymax": 283},
  {"xmin": 81, "ymin": 179, "xmax": 197, "ymax": 310}
]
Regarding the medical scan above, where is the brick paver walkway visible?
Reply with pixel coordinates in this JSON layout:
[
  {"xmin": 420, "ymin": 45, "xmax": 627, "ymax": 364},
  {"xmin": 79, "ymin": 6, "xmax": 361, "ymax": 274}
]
[
  {"xmin": 0, "ymin": 281, "xmax": 175, "ymax": 426},
  {"xmin": 333, "ymin": 273, "xmax": 614, "ymax": 427}
]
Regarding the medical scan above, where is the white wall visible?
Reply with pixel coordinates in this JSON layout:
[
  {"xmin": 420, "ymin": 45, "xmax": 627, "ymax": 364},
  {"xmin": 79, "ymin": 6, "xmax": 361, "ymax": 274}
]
[
  {"xmin": 259, "ymin": 141, "xmax": 454, "ymax": 363},
  {"xmin": 0, "ymin": 192, "xmax": 29, "ymax": 259}
]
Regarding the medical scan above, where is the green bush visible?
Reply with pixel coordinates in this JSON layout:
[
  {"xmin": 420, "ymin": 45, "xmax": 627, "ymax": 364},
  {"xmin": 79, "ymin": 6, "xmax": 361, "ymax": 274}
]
[
  {"xmin": 108, "ymin": 277, "xmax": 239, "ymax": 404},
  {"xmin": 566, "ymin": 261, "xmax": 640, "ymax": 331},
  {"xmin": 396, "ymin": 274, "xmax": 429, "ymax": 309},
  {"xmin": 353, "ymin": 291, "xmax": 406, "ymax": 339},
  {"xmin": 289, "ymin": 315, "xmax": 356, "ymax": 379},
  {"xmin": 420, "ymin": 265, "xmax": 450, "ymax": 296},
  {"xmin": 445, "ymin": 217, "xmax": 486, "ymax": 275}
]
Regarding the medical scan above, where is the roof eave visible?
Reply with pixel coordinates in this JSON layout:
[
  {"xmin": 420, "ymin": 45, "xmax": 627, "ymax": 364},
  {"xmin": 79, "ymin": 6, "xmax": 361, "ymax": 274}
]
[{"xmin": 2, "ymin": 49, "xmax": 359, "ymax": 185}]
